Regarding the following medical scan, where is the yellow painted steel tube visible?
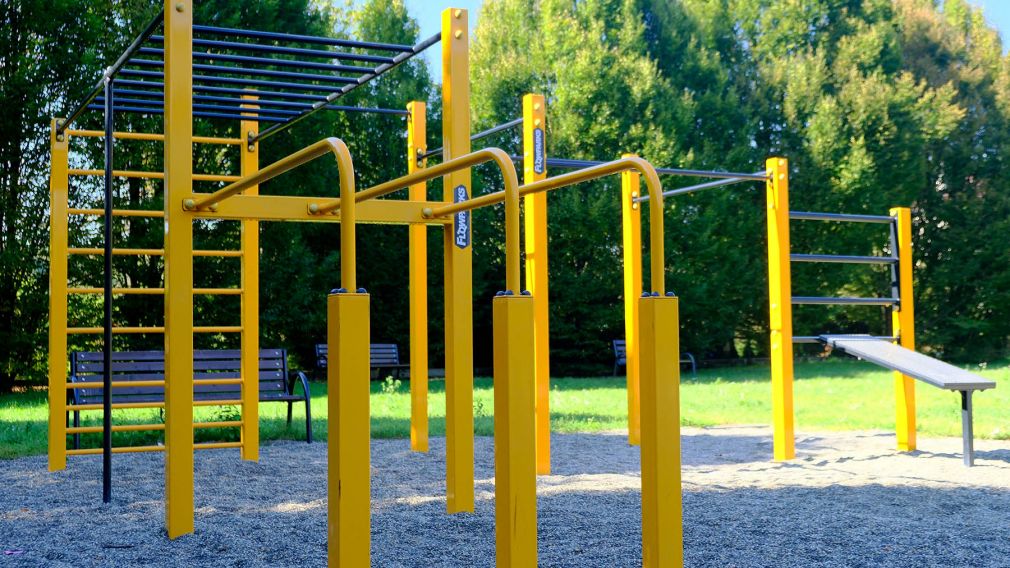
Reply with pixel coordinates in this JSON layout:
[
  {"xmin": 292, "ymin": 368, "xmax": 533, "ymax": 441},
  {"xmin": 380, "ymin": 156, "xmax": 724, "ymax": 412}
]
[
  {"xmin": 68, "ymin": 402, "xmax": 166, "ymax": 411},
  {"xmin": 66, "ymin": 129, "xmax": 243, "ymax": 145},
  {"xmin": 67, "ymin": 423, "xmax": 167, "ymax": 434},
  {"xmin": 312, "ymin": 148, "xmax": 522, "ymax": 292},
  {"xmin": 48, "ymin": 119, "xmax": 70, "ymax": 472},
  {"xmin": 522, "ymin": 94, "xmax": 551, "ymax": 475},
  {"xmin": 67, "ymin": 380, "xmax": 166, "ymax": 389},
  {"xmin": 194, "ymin": 326, "xmax": 243, "ymax": 333},
  {"xmin": 68, "ymin": 208, "xmax": 164, "ymax": 218},
  {"xmin": 68, "ymin": 169, "xmax": 240, "ymax": 182},
  {"xmin": 68, "ymin": 287, "xmax": 165, "ymax": 295},
  {"xmin": 890, "ymin": 206, "xmax": 916, "ymax": 452},
  {"xmin": 407, "ymin": 100, "xmax": 430, "ymax": 453},
  {"xmin": 430, "ymin": 156, "xmax": 667, "ymax": 294},
  {"xmin": 241, "ymin": 103, "xmax": 260, "ymax": 462},
  {"xmin": 765, "ymin": 157, "xmax": 795, "ymax": 461},
  {"xmin": 68, "ymin": 247, "xmax": 164, "ymax": 256},
  {"xmin": 68, "ymin": 326, "xmax": 165, "ymax": 334},
  {"xmin": 68, "ymin": 445, "xmax": 166, "ymax": 456},
  {"xmin": 621, "ymin": 164, "xmax": 644, "ymax": 446}
]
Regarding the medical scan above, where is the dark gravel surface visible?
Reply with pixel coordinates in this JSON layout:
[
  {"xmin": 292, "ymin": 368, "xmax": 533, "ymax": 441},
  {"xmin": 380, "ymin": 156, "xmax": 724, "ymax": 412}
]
[{"xmin": 3, "ymin": 426, "xmax": 1010, "ymax": 567}]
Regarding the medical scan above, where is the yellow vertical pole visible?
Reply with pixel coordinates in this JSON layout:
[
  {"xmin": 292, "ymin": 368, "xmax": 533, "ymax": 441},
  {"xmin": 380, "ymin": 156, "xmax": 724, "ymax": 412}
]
[
  {"xmin": 240, "ymin": 101, "xmax": 260, "ymax": 460},
  {"xmin": 522, "ymin": 93, "xmax": 550, "ymax": 474},
  {"xmin": 621, "ymin": 164, "xmax": 643, "ymax": 446},
  {"xmin": 163, "ymin": 0, "xmax": 195, "ymax": 538},
  {"xmin": 441, "ymin": 6, "xmax": 474, "ymax": 513},
  {"xmin": 492, "ymin": 293, "xmax": 538, "ymax": 566},
  {"xmin": 48, "ymin": 120, "xmax": 70, "ymax": 472},
  {"xmin": 327, "ymin": 291, "xmax": 371, "ymax": 567},
  {"xmin": 639, "ymin": 295, "xmax": 683, "ymax": 568},
  {"xmin": 766, "ymin": 157, "xmax": 795, "ymax": 461},
  {"xmin": 890, "ymin": 206, "xmax": 916, "ymax": 451},
  {"xmin": 407, "ymin": 101, "xmax": 429, "ymax": 453}
]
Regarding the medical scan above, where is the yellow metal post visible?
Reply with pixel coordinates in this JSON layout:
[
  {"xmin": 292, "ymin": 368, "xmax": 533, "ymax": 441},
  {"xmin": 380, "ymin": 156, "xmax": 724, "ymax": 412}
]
[
  {"xmin": 407, "ymin": 101, "xmax": 429, "ymax": 453},
  {"xmin": 441, "ymin": 6, "xmax": 474, "ymax": 513},
  {"xmin": 522, "ymin": 93, "xmax": 550, "ymax": 474},
  {"xmin": 48, "ymin": 120, "xmax": 70, "ymax": 472},
  {"xmin": 492, "ymin": 294, "xmax": 538, "ymax": 567},
  {"xmin": 163, "ymin": 0, "xmax": 195, "ymax": 538},
  {"xmin": 639, "ymin": 295, "xmax": 683, "ymax": 568},
  {"xmin": 766, "ymin": 157, "xmax": 794, "ymax": 461},
  {"xmin": 327, "ymin": 291, "xmax": 371, "ymax": 567},
  {"xmin": 891, "ymin": 206, "xmax": 916, "ymax": 451},
  {"xmin": 621, "ymin": 163, "xmax": 643, "ymax": 446},
  {"xmin": 240, "ymin": 103, "xmax": 260, "ymax": 460}
]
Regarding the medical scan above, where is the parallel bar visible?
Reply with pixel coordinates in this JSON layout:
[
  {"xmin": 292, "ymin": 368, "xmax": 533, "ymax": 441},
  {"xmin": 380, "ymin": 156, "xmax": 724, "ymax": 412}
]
[
  {"xmin": 56, "ymin": 11, "xmax": 165, "ymax": 133},
  {"xmin": 192, "ymin": 24, "xmax": 414, "ymax": 52},
  {"xmin": 125, "ymin": 59, "xmax": 360, "ymax": 85},
  {"xmin": 791, "ymin": 296, "xmax": 899, "ymax": 306},
  {"xmin": 67, "ymin": 129, "xmax": 242, "ymax": 145},
  {"xmin": 789, "ymin": 210, "xmax": 895, "ymax": 224},
  {"xmin": 790, "ymin": 254, "xmax": 898, "ymax": 264},
  {"xmin": 151, "ymin": 36, "xmax": 399, "ymax": 64},
  {"xmin": 137, "ymin": 47, "xmax": 374, "ymax": 74},
  {"xmin": 636, "ymin": 174, "xmax": 763, "ymax": 202},
  {"xmin": 421, "ymin": 117, "xmax": 522, "ymax": 159},
  {"xmin": 69, "ymin": 169, "xmax": 241, "ymax": 182},
  {"xmin": 253, "ymin": 32, "xmax": 442, "ymax": 143},
  {"xmin": 102, "ymin": 78, "xmax": 114, "ymax": 504}
]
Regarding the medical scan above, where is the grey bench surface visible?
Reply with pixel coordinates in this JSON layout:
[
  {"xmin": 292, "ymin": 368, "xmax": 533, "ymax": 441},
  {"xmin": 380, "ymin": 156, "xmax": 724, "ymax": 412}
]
[{"xmin": 820, "ymin": 335, "xmax": 995, "ymax": 391}]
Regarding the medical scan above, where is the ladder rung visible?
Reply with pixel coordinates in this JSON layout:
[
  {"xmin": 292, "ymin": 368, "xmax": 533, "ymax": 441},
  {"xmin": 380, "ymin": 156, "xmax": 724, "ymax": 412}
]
[
  {"xmin": 67, "ymin": 423, "xmax": 165, "ymax": 434},
  {"xmin": 195, "ymin": 441, "xmax": 243, "ymax": 450},
  {"xmin": 194, "ymin": 288, "xmax": 243, "ymax": 295},
  {"xmin": 67, "ymin": 380, "xmax": 165, "ymax": 389},
  {"xmin": 194, "ymin": 326, "xmax": 243, "ymax": 333},
  {"xmin": 67, "ymin": 326, "xmax": 165, "ymax": 334},
  {"xmin": 68, "ymin": 208, "xmax": 164, "ymax": 218},
  {"xmin": 193, "ymin": 250, "xmax": 243, "ymax": 257},
  {"xmin": 68, "ymin": 445, "xmax": 164, "ymax": 456},
  {"xmin": 67, "ymin": 401, "xmax": 165, "ymax": 411},
  {"xmin": 195, "ymin": 420, "xmax": 243, "ymax": 429},
  {"xmin": 65, "ymin": 129, "xmax": 243, "ymax": 145},
  {"xmin": 68, "ymin": 248, "xmax": 164, "ymax": 256},
  {"xmin": 68, "ymin": 169, "xmax": 241, "ymax": 182},
  {"xmin": 68, "ymin": 288, "xmax": 165, "ymax": 295}
]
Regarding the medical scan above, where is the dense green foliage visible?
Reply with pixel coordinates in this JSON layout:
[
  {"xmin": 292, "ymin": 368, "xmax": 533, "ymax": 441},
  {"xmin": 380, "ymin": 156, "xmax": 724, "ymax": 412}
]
[{"xmin": 2, "ymin": 0, "xmax": 1010, "ymax": 389}]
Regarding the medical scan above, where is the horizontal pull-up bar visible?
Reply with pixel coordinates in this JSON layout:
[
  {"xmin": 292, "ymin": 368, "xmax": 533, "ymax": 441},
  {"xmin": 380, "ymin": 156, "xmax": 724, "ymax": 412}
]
[
  {"xmin": 87, "ymin": 104, "xmax": 289, "ymax": 123},
  {"xmin": 789, "ymin": 211, "xmax": 895, "ymax": 224},
  {"xmin": 421, "ymin": 118, "xmax": 523, "ymax": 160},
  {"xmin": 56, "ymin": 11, "xmax": 164, "ymax": 134},
  {"xmin": 97, "ymin": 97, "xmax": 301, "ymax": 117},
  {"xmin": 150, "ymin": 36, "xmax": 398, "ymax": 65},
  {"xmin": 127, "ymin": 58, "xmax": 361, "ymax": 85},
  {"xmin": 65, "ymin": 129, "xmax": 243, "ymax": 145},
  {"xmin": 119, "ymin": 69, "xmax": 342, "ymax": 93},
  {"xmin": 635, "ymin": 173, "xmax": 765, "ymax": 202},
  {"xmin": 191, "ymin": 24, "xmax": 415, "ymax": 53},
  {"xmin": 513, "ymin": 155, "xmax": 768, "ymax": 181},
  {"xmin": 790, "ymin": 254, "xmax": 898, "ymax": 265},
  {"xmin": 137, "ymin": 47, "xmax": 374, "ymax": 75},
  {"xmin": 791, "ymin": 296, "xmax": 899, "ymax": 306},
  {"xmin": 109, "ymin": 90, "xmax": 408, "ymax": 116}
]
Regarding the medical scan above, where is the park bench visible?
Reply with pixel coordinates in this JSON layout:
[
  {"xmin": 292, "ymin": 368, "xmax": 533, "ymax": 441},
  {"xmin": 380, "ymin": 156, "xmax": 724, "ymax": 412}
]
[
  {"xmin": 67, "ymin": 348, "xmax": 312, "ymax": 448},
  {"xmin": 315, "ymin": 343, "xmax": 409, "ymax": 380},
  {"xmin": 613, "ymin": 339, "xmax": 697, "ymax": 377}
]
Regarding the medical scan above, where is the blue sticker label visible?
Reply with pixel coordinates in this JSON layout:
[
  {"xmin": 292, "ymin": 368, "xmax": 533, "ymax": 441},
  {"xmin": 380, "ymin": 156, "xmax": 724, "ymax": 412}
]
[
  {"xmin": 533, "ymin": 128, "xmax": 545, "ymax": 175},
  {"xmin": 454, "ymin": 184, "xmax": 470, "ymax": 249}
]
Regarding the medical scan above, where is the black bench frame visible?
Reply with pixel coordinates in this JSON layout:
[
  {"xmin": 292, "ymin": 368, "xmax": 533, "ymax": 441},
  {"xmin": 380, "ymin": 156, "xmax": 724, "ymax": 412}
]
[
  {"xmin": 68, "ymin": 348, "xmax": 312, "ymax": 448},
  {"xmin": 613, "ymin": 339, "xmax": 696, "ymax": 377}
]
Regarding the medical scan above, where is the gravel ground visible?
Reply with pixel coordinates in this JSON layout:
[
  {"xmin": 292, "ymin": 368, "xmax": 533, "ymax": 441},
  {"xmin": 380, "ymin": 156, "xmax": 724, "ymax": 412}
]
[{"xmin": 3, "ymin": 426, "xmax": 1010, "ymax": 567}]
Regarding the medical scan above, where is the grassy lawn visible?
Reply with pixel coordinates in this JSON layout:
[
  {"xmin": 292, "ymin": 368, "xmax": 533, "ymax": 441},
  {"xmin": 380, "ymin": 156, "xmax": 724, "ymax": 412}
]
[{"xmin": 1, "ymin": 358, "xmax": 1007, "ymax": 460}]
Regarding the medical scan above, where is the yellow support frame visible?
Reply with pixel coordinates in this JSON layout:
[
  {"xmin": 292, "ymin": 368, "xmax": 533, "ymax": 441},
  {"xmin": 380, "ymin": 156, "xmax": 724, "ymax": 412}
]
[
  {"xmin": 240, "ymin": 102, "xmax": 260, "ymax": 461},
  {"xmin": 441, "ymin": 6, "xmax": 475, "ymax": 514},
  {"xmin": 407, "ymin": 101, "xmax": 429, "ymax": 453},
  {"xmin": 891, "ymin": 206, "xmax": 916, "ymax": 451},
  {"xmin": 522, "ymin": 94, "xmax": 551, "ymax": 474},
  {"xmin": 765, "ymin": 157, "xmax": 795, "ymax": 461},
  {"xmin": 621, "ymin": 159, "xmax": 644, "ymax": 446},
  {"xmin": 163, "ymin": 0, "xmax": 195, "ymax": 539},
  {"xmin": 48, "ymin": 120, "xmax": 70, "ymax": 472}
]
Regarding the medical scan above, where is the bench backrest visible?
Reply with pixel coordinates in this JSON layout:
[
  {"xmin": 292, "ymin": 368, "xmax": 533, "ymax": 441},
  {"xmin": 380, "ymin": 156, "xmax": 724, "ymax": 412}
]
[
  {"xmin": 70, "ymin": 349, "xmax": 288, "ymax": 405},
  {"xmin": 315, "ymin": 343, "xmax": 401, "ymax": 368},
  {"xmin": 613, "ymin": 339, "xmax": 627, "ymax": 360}
]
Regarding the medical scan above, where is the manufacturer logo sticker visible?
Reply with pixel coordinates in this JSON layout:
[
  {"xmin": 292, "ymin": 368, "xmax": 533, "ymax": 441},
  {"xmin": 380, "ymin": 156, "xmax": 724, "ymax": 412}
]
[
  {"xmin": 453, "ymin": 184, "xmax": 470, "ymax": 249},
  {"xmin": 533, "ymin": 128, "xmax": 545, "ymax": 175}
]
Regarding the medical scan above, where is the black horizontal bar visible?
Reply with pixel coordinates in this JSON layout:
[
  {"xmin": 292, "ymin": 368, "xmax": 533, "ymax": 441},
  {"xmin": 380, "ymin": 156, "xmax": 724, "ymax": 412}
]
[
  {"xmin": 789, "ymin": 211, "xmax": 894, "ymax": 224},
  {"xmin": 539, "ymin": 158, "xmax": 769, "ymax": 180},
  {"xmin": 793, "ymin": 335, "xmax": 898, "ymax": 344},
  {"xmin": 137, "ymin": 47, "xmax": 374, "ymax": 74},
  {"xmin": 791, "ymin": 296, "xmax": 899, "ymax": 306},
  {"xmin": 86, "ymin": 104, "xmax": 287, "ymax": 123},
  {"xmin": 790, "ymin": 254, "xmax": 898, "ymax": 265},
  {"xmin": 151, "ymin": 37, "xmax": 397, "ymax": 65},
  {"xmin": 117, "ymin": 79, "xmax": 328, "ymax": 102},
  {"xmin": 97, "ymin": 97, "xmax": 299, "ymax": 117},
  {"xmin": 422, "ymin": 117, "xmax": 523, "ymax": 159},
  {"xmin": 109, "ymin": 89, "xmax": 406, "ymax": 116},
  {"xmin": 127, "ymin": 58, "xmax": 361, "ymax": 85},
  {"xmin": 119, "ymin": 69, "xmax": 341, "ymax": 93},
  {"xmin": 192, "ymin": 25, "xmax": 415, "ymax": 52},
  {"xmin": 57, "ymin": 12, "xmax": 164, "ymax": 133}
]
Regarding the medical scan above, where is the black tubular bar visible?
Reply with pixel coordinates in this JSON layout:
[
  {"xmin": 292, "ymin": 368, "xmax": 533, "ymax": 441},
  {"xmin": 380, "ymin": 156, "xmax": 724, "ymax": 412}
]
[
  {"xmin": 192, "ymin": 24, "xmax": 414, "ymax": 52},
  {"xmin": 790, "ymin": 254, "xmax": 899, "ymax": 265},
  {"xmin": 637, "ymin": 174, "xmax": 763, "ymax": 202},
  {"xmin": 791, "ymin": 296, "xmax": 899, "ymax": 306},
  {"xmin": 422, "ymin": 117, "xmax": 523, "ymax": 159},
  {"xmin": 137, "ymin": 47, "xmax": 374, "ymax": 74},
  {"xmin": 793, "ymin": 335, "xmax": 898, "ymax": 344},
  {"xmin": 252, "ymin": 31, "xmax": 441, "ymax": 143},
  {"xmin": 789, "ymin": 211, "xmax": 895, "ymax": 224},
  {"xmin": 97, "ymin": 96, "xmax": 301, "ymax": 117},
  {"xmin": 118, "ymin": 80, "xmax": 330, "ymax": 102},
  {"xmin": 86, "ymin": 104, "xmax": 289, "ymax": 123},
  {"xmin": 57, "ymin": 12, "xmax": 164, "ymax": 134},
  {"xmin": 536, "ymin": 157, "xmax": 769, "ymax": 180},
  {"xmin": 119, "ymin": 69, "xmax": 342, "ymax": 92},
  {"xmin": 109, "ymin": 90, "xmax": 407, "ymax": 115},
  {"xmin": 151, "ymin": 36, "xmax": 398, "ymax": 64},
  {"xmin": 126, "ymin": 59, "xmax": 361, "ymax": 85},
  {"xmin": 102, "ymin": 78, "xmax": 114, "ymax": 505}
]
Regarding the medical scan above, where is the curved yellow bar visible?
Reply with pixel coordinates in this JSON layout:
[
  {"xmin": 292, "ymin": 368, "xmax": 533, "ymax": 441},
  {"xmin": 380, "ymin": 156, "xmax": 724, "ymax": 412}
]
[
  {"xmin": 186, "ymin": 137, "xmax": 358, "ymax": 290},
  {"xmin": 311, "ymin": 147, "xmax": 523, "ymax": 293},
  {"xmin": 430, "ymin": 156, "xmax": 666, "ymax": 294}
]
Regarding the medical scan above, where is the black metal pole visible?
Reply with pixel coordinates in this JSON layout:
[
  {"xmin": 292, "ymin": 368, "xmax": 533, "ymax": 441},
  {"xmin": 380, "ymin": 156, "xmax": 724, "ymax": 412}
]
[{"xmin": 102, "ymin": 78, "xmax": 114, "ymax": 504}]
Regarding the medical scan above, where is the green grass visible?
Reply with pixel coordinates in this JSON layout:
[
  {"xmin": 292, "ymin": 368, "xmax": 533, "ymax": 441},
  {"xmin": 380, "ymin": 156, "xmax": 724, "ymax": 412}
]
[{"xmin": 2, "ymin": 359, "xmax": 1008, "ymax": 460}]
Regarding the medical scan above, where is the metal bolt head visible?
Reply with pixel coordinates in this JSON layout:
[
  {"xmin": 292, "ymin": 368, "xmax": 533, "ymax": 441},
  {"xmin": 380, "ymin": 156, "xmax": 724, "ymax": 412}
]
[
  {"xmin": 533, "ymin": 102, "xmax": 541, "ymax": 111},
  {"xmin": 56, "ymin": 134, "xmax": 65, "ymax": 142},
  {"xmin": 454, "ymin": 30, "xmax": 463, "ymax": 39},
  {"xmin": 534, "ymin": 118, "xmax": 542, "ymax": 127},
  {"xmin": 454, "ymin": 9, "xmax": 462, "ymax": 18},
  {"xmin": 183, "ymin": 199, "xmax": 195, "ymax": 210},
  {"xmin": 308, "ymin": 203, "xmax": 319, "ymax": 214},
  {"xmin": 209, "ymin": 203, "xmax": 219, "ymax": 212},
  {"xmin": 175, "ymin": 2, "xmax": 184, "ymax": 12},
  {"xmin": 421, "ymin": 207, "xmax": 433, "ymax": 218}
]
